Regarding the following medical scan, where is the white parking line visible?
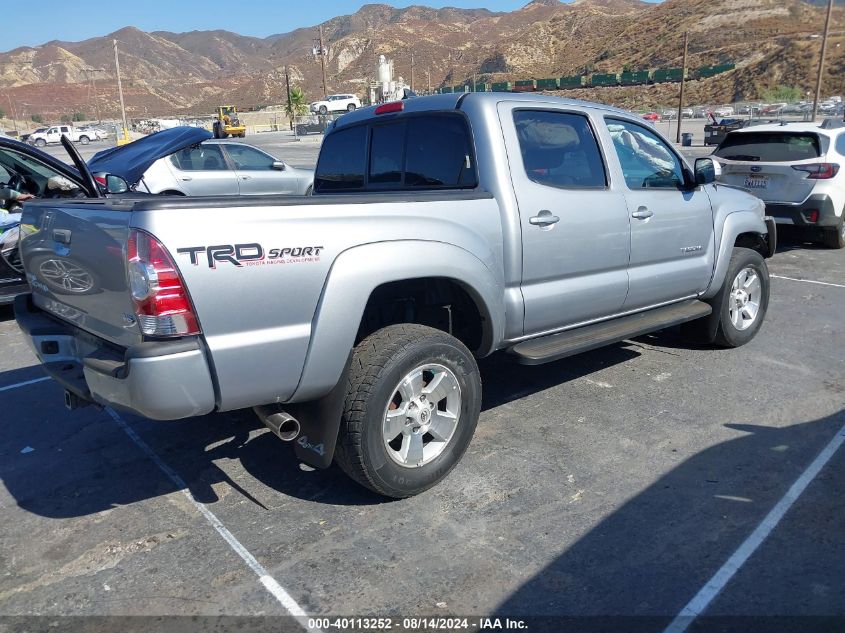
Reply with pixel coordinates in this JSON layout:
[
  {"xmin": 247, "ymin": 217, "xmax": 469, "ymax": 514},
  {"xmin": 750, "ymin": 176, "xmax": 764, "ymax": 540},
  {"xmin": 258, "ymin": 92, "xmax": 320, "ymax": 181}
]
[
  {"xmin": 106, "ymin": 408, "xmax": 320, "ymax": 632},
  {"xmin": 0, "ymin": 376, "xmax": 51, "ymax": 393},
  {"xmin": 663, "ymin": 422, "xmax": 845, "ymax": 633},
  {"xmin": 771, "ymin": 274, "xmax": 845, "ymax": 289}
]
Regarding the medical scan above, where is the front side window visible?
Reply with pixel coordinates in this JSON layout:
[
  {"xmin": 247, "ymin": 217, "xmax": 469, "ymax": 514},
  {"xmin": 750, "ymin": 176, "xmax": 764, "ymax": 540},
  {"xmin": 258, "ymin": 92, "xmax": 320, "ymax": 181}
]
[
  {"xmin": 170, "ymin": 145, "xmax": 229, "ymax": 171},
  {"xmin": 513, "ymin": 110, "xmax": 607, "ymax": 188},
  {"xmin": 224, "ymin": 144, "xmax": 276, "ymax": 171},
  {"xmin": 606, "ymin": 118, "xmax": 686, "ymax": 189}
]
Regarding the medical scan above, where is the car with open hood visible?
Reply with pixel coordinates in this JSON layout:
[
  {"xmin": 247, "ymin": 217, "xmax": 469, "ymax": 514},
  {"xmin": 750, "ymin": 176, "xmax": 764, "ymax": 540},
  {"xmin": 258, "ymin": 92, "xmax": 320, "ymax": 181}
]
[{"xmin": 88, "ymin": 128, "xmax": 314, "ymax": 197}]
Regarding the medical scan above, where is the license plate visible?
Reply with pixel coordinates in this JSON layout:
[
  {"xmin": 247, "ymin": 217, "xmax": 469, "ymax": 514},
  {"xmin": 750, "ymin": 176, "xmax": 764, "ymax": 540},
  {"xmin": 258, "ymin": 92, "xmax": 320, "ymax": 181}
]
[{"xmin": 744, "ymin": 175, "xmax": 769, "ymax": 189}]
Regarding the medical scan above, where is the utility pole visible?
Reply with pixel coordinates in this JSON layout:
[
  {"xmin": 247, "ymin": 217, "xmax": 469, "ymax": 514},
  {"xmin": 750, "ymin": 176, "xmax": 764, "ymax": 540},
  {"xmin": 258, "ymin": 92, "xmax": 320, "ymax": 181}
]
[
  {"xmin": 410, "ymin": 52, "xmax": 415, "ymax": 92},
  {"xmin": 5, "ymin": 93, "xmax": 19, "ymax": 135},
  {"xmin": 113, "ymin": 40, "xmax": 129, "ymax": 137},
  {"xmin": 812, "ymin": 0, "xmax": 834, "ymax": 123},
  {"xmin": 318, "ymin": 25, "xmax": 328, "ymax": 97},
  {"xmin": 84, "ymin": 67, "xmax": 104, "ymax": 123},
  {"xmin": 284, "ymin": 65, "xmax": 293, "ymax": 131},
  {"xmin": 676, "ymin": 30, "xmax": 689, "ymax": 144},
  {"xmin": 427, "ymin": 70, "xmax": 431, "ymax": 94}
]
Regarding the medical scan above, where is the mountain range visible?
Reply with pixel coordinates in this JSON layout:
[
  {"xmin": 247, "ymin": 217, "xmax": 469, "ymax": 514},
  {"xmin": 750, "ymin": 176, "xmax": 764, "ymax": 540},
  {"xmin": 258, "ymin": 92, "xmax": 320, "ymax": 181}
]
[{"xmin": 0, "ymin": 0, "xmax": 843, "ymax": 119}]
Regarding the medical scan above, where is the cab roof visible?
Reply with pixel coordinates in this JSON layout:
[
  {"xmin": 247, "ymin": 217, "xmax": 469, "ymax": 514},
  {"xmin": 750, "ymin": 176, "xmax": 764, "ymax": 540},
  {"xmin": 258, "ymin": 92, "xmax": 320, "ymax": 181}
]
[{"xmin": 331, "ymin": 92, "xmax": 633, "ymax": 130}]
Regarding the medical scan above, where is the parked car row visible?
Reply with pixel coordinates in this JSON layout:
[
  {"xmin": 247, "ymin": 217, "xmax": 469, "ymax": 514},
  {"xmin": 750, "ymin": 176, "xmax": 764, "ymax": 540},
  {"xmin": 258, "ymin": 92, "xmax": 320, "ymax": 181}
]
[{"xmin": 0, "ymin": 128, "xmax": 315, "ymax": 304}]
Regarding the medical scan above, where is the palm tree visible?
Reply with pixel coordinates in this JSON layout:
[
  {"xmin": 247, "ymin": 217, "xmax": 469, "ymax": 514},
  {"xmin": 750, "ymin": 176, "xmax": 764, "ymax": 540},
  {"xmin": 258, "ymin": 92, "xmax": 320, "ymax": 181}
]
[{"xmin": 285, "ymin": 87, "xmax": 308, "ymax": 129}]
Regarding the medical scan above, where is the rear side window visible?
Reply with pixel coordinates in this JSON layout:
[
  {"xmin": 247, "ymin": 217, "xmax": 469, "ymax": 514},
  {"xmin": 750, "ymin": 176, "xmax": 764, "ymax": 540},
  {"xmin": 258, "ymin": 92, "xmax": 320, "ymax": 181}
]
[
  {"xmin": 715, "ymin": 132, "xmax": 822, "ymax": 162},
  {"xmin": 836, "ymin": 132, "xmax": 845, "ymax": 156},
  {"xmin": 513, "ymin": 110, "xmax": 607, "ymax": 188},
  {"xmin": 314, "ymin": 125, "xmax": 367, "ymax": 191},
  {"xmin": 404, "ymin": 115, "xmax": 476, "ymax": 189},
  {"xmin": 314, "ymin": 113, "xmax": 477, "ymax": 194}
]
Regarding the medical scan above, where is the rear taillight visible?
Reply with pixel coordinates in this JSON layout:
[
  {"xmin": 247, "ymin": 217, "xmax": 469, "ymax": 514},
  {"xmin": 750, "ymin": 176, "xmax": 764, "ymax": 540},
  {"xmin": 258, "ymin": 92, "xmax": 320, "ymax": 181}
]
[
  {"xmin": 792, "ymin": 163, "xmax": 840, "ymax": 179},
  {"xmin": 127, "ymin": 228, "xmax": 200, "ymax": 337}
]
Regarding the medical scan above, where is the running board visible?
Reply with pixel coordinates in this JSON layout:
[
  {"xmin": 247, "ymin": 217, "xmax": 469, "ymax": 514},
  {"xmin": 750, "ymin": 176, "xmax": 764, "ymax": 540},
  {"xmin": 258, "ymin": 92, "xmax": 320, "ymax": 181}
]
[{"xmin": 510, "ymin": 300, "xmax": 712, "ymax": 365}]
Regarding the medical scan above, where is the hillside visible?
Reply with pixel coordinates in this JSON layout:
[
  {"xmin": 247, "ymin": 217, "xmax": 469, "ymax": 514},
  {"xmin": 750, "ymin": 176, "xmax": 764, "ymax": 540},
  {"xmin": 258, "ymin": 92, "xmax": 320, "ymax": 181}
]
[{"xmin": 0, "ymin": 0, "xmax": 844, "ymax": 122}]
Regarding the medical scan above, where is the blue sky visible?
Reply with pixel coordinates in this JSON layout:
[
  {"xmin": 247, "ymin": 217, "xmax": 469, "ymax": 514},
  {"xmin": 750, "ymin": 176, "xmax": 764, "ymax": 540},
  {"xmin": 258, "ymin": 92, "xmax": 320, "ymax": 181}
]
[{"xmin": 5, "ymin": 0, "xmax": 662, "ymax": 51}]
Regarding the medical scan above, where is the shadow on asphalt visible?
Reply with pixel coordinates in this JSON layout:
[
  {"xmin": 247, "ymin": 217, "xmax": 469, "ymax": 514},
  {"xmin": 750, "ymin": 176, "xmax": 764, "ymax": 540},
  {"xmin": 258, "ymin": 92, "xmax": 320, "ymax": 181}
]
[
  {"xmin": 0, "ymin": 304, "xmax": 14, "ymax": 322},
  {"xmin": 0, "ymin": 343, "xmax": 643, "ymax": 514},
  {"xmin": 493, "ymin": 409, "xmax": 845, "ymax": 631}
]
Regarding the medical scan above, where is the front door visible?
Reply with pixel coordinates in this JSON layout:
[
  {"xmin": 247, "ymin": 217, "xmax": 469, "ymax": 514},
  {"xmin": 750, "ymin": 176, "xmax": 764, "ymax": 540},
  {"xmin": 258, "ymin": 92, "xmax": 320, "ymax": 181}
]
[
  {"xmin": 222, "ymin": 143, "xmax": 298, "ymax": 195},
  {"xmin": 601, "ymin": 117, "xmax": 715, "ymax": 310},
  {"xmin": 498, "ymin": 103, "xmax": 631, "ymax": 335}
]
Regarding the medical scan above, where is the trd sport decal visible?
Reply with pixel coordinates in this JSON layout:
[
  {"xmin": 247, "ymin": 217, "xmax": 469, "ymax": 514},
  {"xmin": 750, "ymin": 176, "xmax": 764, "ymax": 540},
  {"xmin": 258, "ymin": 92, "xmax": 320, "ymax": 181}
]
[{"xmin": 177, "ymin": 244, "xmax": 324, "ymax": 268}]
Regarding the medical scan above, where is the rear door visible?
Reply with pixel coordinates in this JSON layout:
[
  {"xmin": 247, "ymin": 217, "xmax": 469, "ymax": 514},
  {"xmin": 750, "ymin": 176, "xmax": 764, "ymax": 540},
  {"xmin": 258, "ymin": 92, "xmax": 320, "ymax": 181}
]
[
  {"xmin": 602, "ymin": 117, "xmax": 715, "ymax": 309},
  {"xmin": 498, "ymin": 103, "xmax": 631, "ymax": 334},
  {"xmin": 167, "ymin": 144, "xmax": 240, "ymax": 196},
  {"xmin": 714, "ymin": 131, "xmax": 824, "ymax": 204},
  {"xmin": 222, "ymin": 143, "xmax": 299, "ymax": 195}
]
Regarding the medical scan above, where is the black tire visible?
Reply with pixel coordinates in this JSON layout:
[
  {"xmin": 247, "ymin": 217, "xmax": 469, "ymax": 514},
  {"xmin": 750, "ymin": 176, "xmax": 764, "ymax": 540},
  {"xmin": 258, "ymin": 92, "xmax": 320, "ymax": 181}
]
[
  {"xmin": 78, "ymin": 135, "xmax": 90, "ymax": 145},
  {"xmin": 334, "ymin": 324, "xmax": 481, "ymax": 498},
  {"xmin": 35, "ymin": 138, "xmax": 46, "ymax": 147},
  {"xmin": 347, "ymin": 103, "xmax": 356, "ymax": 112},
  {"xmin": 319, "ymin": 105, "xmax": 328, "ymax": 115},
  {"xmin": 821, "ymin": 217, "xmax": 845, "ymax": 249},
  {"xmin": 212, "ymin": 122, "xmax": 220, "ymax": 139},
  {"xmin": 713, "ymin": 247, "xmax": 770, "ymax": 347}
]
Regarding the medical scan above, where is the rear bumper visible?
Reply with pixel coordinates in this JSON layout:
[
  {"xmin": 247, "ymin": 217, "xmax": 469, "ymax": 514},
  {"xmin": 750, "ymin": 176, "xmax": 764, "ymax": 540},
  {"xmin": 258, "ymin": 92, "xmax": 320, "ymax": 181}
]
[
  {"xmin": 765, "ymin": 194, "xmax": 840, "ymax": 228},
  {"xmin": 14, "ymin": 294, "xmax": 216, "ymax": 420}
]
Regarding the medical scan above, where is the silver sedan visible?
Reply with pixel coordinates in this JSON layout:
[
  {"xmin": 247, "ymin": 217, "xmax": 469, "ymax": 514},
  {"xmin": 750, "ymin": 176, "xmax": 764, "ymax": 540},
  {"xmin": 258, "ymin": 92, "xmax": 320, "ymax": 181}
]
[{"xmin": 139, "ymin": 140, "xmax": 314, "ymax": 196}]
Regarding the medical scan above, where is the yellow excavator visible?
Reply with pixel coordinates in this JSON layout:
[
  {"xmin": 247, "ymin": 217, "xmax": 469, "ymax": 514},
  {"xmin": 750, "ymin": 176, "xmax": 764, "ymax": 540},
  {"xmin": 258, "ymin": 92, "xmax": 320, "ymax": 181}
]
[{"xmin": 213, "ymin": 105, "xmax": 246, "ymax": 138}]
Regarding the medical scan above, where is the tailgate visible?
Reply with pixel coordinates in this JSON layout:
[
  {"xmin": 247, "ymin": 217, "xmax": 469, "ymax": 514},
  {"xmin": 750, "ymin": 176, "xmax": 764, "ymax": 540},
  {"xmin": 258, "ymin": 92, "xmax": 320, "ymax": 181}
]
[{"xmin": 19, "ymin": 199, "xmax": 142, "ymax": 348}]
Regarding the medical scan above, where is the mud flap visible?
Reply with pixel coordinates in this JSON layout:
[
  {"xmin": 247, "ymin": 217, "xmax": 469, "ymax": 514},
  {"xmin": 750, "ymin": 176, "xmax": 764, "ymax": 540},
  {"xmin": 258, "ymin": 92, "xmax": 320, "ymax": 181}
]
[{"xmin": 288, "ymin": 353, "xmax": 351, "ymax": 469}]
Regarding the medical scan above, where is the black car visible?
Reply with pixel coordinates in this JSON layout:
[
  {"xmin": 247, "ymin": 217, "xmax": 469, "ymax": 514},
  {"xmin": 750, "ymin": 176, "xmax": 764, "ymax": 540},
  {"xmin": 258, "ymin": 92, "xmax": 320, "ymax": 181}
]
[
  {"xmin": 704, "ymin": 117, "xmax": 784, "ymax": 146},
  {"xmin": 0, "ymin": 127, "xmax": 211, "ymax": 305}
]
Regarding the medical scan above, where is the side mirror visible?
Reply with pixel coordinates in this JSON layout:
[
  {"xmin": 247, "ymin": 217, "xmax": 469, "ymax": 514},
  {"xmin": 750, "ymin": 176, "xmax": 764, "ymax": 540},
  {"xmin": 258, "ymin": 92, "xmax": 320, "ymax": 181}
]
[
  {"xmin": 96, "ymin": 173, "xmax": 130, "ymax": 194},
  {"xmin": 695, "ymin": 157, "xmax": 721, "ymax": 185},
  {"xmin": 271, "ymin": 161, "xmax": 286, "ymax": 171}
]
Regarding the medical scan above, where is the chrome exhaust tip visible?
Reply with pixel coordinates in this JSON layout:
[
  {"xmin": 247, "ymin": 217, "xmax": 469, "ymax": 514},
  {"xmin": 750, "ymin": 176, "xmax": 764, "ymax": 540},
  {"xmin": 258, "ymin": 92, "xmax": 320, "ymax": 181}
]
[{"xmin": 254, "ymin": 405, "xmax": 301, "ymax": 442}]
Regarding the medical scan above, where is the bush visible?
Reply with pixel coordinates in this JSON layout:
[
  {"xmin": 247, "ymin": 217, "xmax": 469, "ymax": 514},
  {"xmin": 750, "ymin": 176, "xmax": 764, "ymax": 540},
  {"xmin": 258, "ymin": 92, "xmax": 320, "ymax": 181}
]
[
  {"xmin": 761, "ymin": 85, "xmax": 802, "ymax": 103},
  {"xmin": 72, "ymin": 112, "xmax": 86, "ymax": 122},
  {"xmin": 60, "ymin": 114, "xmax": 71, "ymax": 123},
  {"xmin": 31, "ymin": 114, "xmax": 44, "ymax": 124},
  {"xmin": 0, "ymin": 107, "xmax": 5, "ymax": 119}
]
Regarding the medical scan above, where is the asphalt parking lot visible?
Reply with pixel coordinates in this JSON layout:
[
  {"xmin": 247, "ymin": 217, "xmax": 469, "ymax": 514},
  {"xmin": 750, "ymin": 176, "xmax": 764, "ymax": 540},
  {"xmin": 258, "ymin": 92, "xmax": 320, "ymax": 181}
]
[{"xmin": 2, "ymin": 137, "xmax": 843, "ymax": 633}]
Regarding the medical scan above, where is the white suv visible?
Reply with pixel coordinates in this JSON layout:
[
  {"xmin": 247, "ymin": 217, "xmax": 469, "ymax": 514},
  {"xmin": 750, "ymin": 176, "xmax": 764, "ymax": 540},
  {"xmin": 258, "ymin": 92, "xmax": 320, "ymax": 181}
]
[
  {"xmin": 310, "ymin": 94, "xmax": 361, "ymax": 115},
  {"xmin": 713, "ymin": 122, "xmax": 845, "ymax": 248}
]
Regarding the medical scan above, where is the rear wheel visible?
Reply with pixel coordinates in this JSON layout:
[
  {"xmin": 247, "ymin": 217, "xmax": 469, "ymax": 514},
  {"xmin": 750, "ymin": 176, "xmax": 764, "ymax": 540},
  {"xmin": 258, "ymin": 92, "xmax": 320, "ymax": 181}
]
[
  {"xmin": 35, "ymin": 138, "xmax": 46, "ymax": 147},
  {"xmin": 821, "ymin": 217, "xmax": 845, "ymax": 249},
  {"xmin": 319, "ymin": 105, "xmax": 328, "ymax": 115},
  {"xmin": 713, "ymin": 247, "xmax": 770, "ymax": 347},
  {"xmin": 78, "ymin": 135, "xmax": 90, "ymax": 145},
  {"xmin": 347, "ymin": 103, "xmax": 356, "ymax": 112},
  {"xmin": 334, "ymin": 324, "xmax": 481, "ymax": 498}
]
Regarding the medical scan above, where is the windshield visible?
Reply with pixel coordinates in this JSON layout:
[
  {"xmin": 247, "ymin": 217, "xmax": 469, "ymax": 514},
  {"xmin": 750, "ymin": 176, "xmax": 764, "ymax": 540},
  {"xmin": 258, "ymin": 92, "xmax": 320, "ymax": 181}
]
[{"xmin": 715, "ymin": 132, "xmax": 822, "ymax": 162}]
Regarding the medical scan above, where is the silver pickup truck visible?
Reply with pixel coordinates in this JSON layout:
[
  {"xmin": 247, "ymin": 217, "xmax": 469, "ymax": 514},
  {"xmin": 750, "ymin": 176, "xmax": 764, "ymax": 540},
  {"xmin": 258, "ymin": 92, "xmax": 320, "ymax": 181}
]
[{"xmin": 15, "ymin": 93, "xmax": 776, "ymax": 497}]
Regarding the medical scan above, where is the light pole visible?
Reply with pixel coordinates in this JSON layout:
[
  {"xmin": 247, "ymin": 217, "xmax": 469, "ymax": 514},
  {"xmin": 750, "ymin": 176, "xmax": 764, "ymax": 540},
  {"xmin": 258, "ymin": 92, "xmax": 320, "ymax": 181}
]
[
  {"xmin": 676, "ymin": 30, "xmax": 689, "ymax": 144},
  {"xmin": 84, "ymin": 67, "xmax": 104, "ymax": 123},
  {"xmin": 811, "ymin": 0, "xmax": 835, "ymax": 122}
]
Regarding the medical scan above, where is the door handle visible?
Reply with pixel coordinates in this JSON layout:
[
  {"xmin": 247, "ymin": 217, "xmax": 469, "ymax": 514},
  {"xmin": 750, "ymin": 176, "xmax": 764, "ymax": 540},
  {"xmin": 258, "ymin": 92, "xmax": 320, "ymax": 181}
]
[
  {"xmin": 180, "ymin": 176, "xmax": 192, "ymax": 181},
  {"xmin": 631, "ymin": 207, "xmax": 653, "ymax": 219},
  {"xmin": 241, "ymin": 175, "xmax": 251, "ymax": 180},
  {"xmin": 529, "ymin": 210, "xmax": 560, "ymax": 228},
  {"xmin": 52, "ymin": 229, "xmax": 71, "ymax": 245}
]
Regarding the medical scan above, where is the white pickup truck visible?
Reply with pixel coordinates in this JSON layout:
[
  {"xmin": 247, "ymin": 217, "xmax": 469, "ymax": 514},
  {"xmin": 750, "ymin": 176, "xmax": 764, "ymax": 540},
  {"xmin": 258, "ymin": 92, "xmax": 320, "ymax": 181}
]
[{"xmin": 28, "ymin": 125, "xmax": 95, "ymax": 147}]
